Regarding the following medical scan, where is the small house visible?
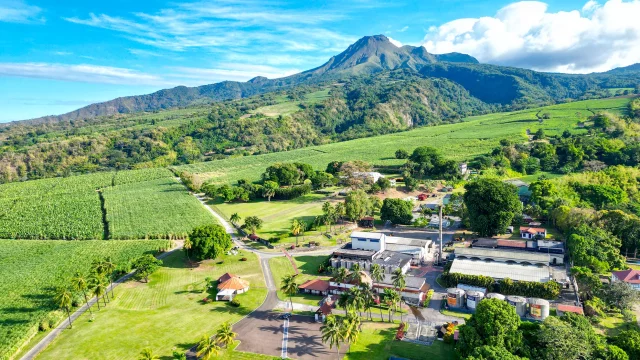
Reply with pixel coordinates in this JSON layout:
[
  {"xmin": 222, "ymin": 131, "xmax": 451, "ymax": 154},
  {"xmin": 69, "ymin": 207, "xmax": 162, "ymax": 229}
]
[
  {"xmin": 520, "ymin": 226, "xmax": 547, "ymax": 240},
  {"xmin": 299, "ymin": 279, "xmax": 330, "ymax": 296},
  {"xmin": 359, "ymin": 216, "xmax": 375, "ymax": 228},
  {"xmin": 216, "ymin": 273, "xmax": 250, "ymax": 301},
  {"xmin": 611, "ymin": 269, "xmax": 640, "ymax": 291}
]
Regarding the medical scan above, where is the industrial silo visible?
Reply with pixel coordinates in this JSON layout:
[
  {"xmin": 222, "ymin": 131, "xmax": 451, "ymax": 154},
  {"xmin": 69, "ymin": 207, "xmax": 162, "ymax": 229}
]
[
  {"xmin": 506, "ymin": 295, "xmax": 527, "ymax": 317},
  {"xmin": 466, "ymin": 290, "xmax": 485, "ymax": 311},
  {"xmin": 446, "ymin": 288, "xmax": 465, "ymax": 309},
  {"xmin": 485, "ymin": 293, "xmax": 506, "ymax": 301},
  {"xmin": 528, "ymin": 298, "xmax": 550, "ymax": 320}
]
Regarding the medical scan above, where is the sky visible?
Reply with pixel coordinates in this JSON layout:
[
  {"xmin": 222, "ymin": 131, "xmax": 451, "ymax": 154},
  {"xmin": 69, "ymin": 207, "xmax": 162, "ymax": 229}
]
[{"xmin": 1, "ymin": 0, "xmax": 639, "ymax": 122}]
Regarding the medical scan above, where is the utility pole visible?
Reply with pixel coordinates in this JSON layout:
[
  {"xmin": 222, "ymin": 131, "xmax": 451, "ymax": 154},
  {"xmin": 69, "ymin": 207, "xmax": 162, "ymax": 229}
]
[{"xmin": 439, "ymin": 204, "xmax": 443, "ymax": 265}]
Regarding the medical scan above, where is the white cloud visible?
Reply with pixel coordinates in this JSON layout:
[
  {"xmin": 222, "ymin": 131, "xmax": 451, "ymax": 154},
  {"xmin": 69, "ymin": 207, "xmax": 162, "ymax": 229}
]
[
  {"xmin": 399, "ymin": 26, "xmax": 409, "ymax": 32},
  {"xmin": 422, "ymin": 0, "xmax": 640, "ymax": 73},
  {"xmin": 0, "ymin": 63, "xmax": 168, "ymax": 85},
  {"xmin": 387, "ymin": 37, "xmax": 403, "ymax": 47},
  {"xmin": 0, "ymin": 0, "xmax": 43, "ymax": 23}
]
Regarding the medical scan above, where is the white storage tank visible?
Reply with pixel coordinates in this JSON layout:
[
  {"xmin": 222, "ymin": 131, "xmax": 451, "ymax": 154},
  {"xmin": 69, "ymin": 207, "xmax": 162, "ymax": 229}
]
[
  {"xmin": 485, "ymin": 293, "xmax": 506, "ymax": 301},
  {"xmin": 446, "ymin": 288, "xmax": 466, "ymax": 309},
  {"xmin": 466, "ymin": 290, "xmax": 485, "ymax": 311},
  {"xmin": 528, "ymin": 298, "xmax": 550, "ymax": 321},
  {"xmin": 506, "ymin": 295, "xmax": 527, "ymax": 317}
]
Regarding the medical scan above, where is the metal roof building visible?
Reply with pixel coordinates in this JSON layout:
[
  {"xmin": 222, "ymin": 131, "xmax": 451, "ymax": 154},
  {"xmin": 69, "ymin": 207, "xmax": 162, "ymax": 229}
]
[
  {"xmin": 454, "ymin": 247, "xmax": 551, "ymax": 265},
  {"xmin": 449, "ymin": 258, "xmax": 552, "ymax": 283}
]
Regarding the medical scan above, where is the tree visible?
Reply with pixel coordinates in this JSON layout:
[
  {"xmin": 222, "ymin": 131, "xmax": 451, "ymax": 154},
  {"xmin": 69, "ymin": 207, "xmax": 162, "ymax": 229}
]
[
  {"xmin": 333, "ymin": 267, "xmax": 349, "ymax": 285},
  {"xmin": 71, "ymin": 272, "xmax": 92, "ymax": 315},
  {"xmin": 383, "ymin": 288, "xmax": 397, "ymax": 322},
  {"xmin": 290, "ymin": 219, "xmax": 303, "ymax": 247},
  {"xmin": 132, "ymin": 254, "xmax": 162, "ymax": 283},
  {"xmin": 215, "ymin": 322, "xmax": 236, "ymax": 348},
  {"xmin": 350, "ymin": 263, "xmax": 362, "ymax": 282},
  {"xmin": 536, "ymin": 314, "xmax": 603, "ymax": 360},
  {"xmin": 391, "ymin": 268, "xmax": 406, "ymax": 322},
  {"xmin": 395, "ymin": 149, "xmax": 409, "ymax": 159},
  {"xmin": 370, "ymin": 264, "xmax": 385, "ymax": 320},
  {"xmin": 311, "ymin": 171, "xmax": 334, "ymax": 189},
  {"xmin": 377, "ymin": 177, "xmax": 391, "ymax": 193},
  {"xmin": 464, "ymin": 179, "xmax": 523, "ymax": 237},
  {"xmin": 280, "ymin": 274, "xmax": 299, "ymax": 310},
  {"xmin": 594, "ymin": 345, "xmax": 629, "ymax": 360},
  {"xmin": 190, "ymin": 224, "xmax": 233, "ymax": 260},
  {"xmin": 322, "ymin": 201, "xmax": 336, "ymax": 232},
  {"xmin": 54, "ymin": 286, "xmax": 74, "ymax": 329},
  {"xmin": 138, "ymin": 348, "xmax": 160, "ymax": 360},
  {"xmin": 91, "ymin": 275, "xmax": 106, "ymax": 310},
  {"xmin": 244, "ymin": 216, "xmax": 263, "ymax": 235},
  {"xmin": 604, "ymin": 281, "xmax": 640, "ymax": 311},
  {"xmin": 102, "ymin": 257, "xmax": 116, "ymax": 299},
  {"xmin": 344, "ymin": 190, "xmax": 373, "ymax": 222},
  {"xmin": 380, "ymin": 198, "xmax": 413, "ymax": 225},
  {"xmin": 614, "ymin": 330, "xmax": 640, "ymax": 360},
  {"xmin": 466, "ymin": 345, "xmax": 524, "ymax": 360},
  {"xmin": 321, "ymin": 315, "xmax": 344, "ymax": 357},
  {"xmin": 342, "ymin": 311, "xmax": 361, "ymax": 352},
  {"xmin": 172, "ymin": 350, "xmax": 187, "ymax": 360},
  {"xmin": 196, "ymin": 335, "xmax": 220, "ymax": 360},
  {"xmin": 457, "ymin": 299, "xmax": 522, "ymax": 358},
  {"xmin": 184, "ymin": 237, "xmax": 192, "ymax": 262},
  {"xmin": 262, "ymin": 181, "xmax": 279, "ymax": 202},
  {"xmin": 229, "ymin": 213, "xmax": 241, "ymax": 227},
  {"xmin": 359, "ymin": 283, "xmax": 374, "ymax": 321}
]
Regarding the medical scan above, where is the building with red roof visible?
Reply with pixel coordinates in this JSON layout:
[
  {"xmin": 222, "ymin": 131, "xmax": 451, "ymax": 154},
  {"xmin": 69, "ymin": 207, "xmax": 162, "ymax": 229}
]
[
  {"xmin": 611, "ymin": 269, "xmax": 640, "ymax": 290},
  {"xmin": 216, "ymin": 273, "xmax": 250, "ymax": 301},
  {"xmin": 520, "ymin": 226, "xmax": 547, "ymax": 240},
  {"xmin": 557, "ymin": 304, "xmax": 584, "ymax": 316},
  {"xmin": 299, "ymin": 278, "xmax": 330, "ymax": 296}
]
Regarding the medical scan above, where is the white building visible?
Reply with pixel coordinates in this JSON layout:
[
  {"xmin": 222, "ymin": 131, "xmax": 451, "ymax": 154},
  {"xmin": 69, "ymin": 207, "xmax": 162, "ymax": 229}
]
[
  {"xmin": 353, "ymin": 172, "xmax": 385, "ymax": 183},
  {"xmin": 351, "ymin": 231, "xmax": 386, "ymax": 252}
]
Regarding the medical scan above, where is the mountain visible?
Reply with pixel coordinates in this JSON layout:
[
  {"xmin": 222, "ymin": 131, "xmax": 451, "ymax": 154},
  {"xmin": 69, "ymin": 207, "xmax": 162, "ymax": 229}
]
[{"xmin": 11, "ymin": 35, "xmax": 640, "ymax": 125}]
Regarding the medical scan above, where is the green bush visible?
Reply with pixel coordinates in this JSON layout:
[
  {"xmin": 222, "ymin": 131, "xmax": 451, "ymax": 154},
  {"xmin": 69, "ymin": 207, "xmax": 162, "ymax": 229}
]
[{"xmin": 229, "ymin": 298, "xmax": 241, "ymax": 307}]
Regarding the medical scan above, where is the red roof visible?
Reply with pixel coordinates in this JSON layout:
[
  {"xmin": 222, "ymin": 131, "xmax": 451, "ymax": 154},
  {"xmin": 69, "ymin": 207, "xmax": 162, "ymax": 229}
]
[
  {"xmin": 299, "ymin": 279, "xmax": 330, "ymax": 292},
  {"xmin": 248, "ymin": 234, "xmax": 259, "ymax": 240},
  {"xmin": 520, "ymin": 226, "xmax": 546, "ymax": 234},
  {"xmin": 317, "ymin": 302, "xmax": 333, "ymax": 315},
  {"xmin": 217, "ymin": 276, "xmax": 249, "ymax": 291},
  {"xmin": 612, "ymin": 269, "xmax": 640, "ymax": 284},
  {"xmin": 497, "ymin": 239, "xmax": 527, "ymax": 248},
  {"xmin": 218, "ymin": 273, "xmax": 236, "ymax": 284},
  {"xmin": 557, "ymin": 304, "xmax": 584, "ymax": 315},
  {"xmin": 361, "ymin": 216, "xmax": 374, "ymax": 221}
]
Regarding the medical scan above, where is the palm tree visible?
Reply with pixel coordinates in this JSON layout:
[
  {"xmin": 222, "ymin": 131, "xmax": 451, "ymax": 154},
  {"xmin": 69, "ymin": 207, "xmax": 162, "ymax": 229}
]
[
  {"xmin": 383, "ymin": 288, "xmax": 397, "ymax": 322},
  {"xmin": 71, "ymin": 272, "xmax": 92, "ymax": 315},
  {"xmin": 215, "ymin": 322, "xmax": 236, "ymax": 348},
  {"xmin": 280, "ymin": 274, "xmax": 299, "ymax": 310},
  {"xmin": 333, "ymin": 267, "xmax": 349, "ymax": 287},
  {"xmin": 184, "ymin": 237, "xmax": 192, "ymax": 262},
  {"xmin": 370, "ymin": 264, "xmax": 385, "ymax": 320},
  {"xmin": 102, "ymin": 257, "xmax": 116, "ymax": 299},
  {"xmin": 138, "ymin": 347, "xmax": 159, "ymax": 360},
  {"xmin": 54, "ymin": 286, "xmax": 74, "ymax": 329},
  {"xmin": 334, "ymin": 202, "xmax": 345, "ymax": 229},
  {"xmin": 196, "ymin": 335, "xmax": 220, "ymax": 360},
  {"xmin": 321, "ymin": 315, "xmax": 344, "ymax": 357},
  {"xmin": 322, "ymin": 201, "xmax": 334, "ymax": 232},
  {"xmin": 349, "ymin": 286, "xmax": 364, "ymax": 318},
  {"xmin": 290, "ymin": 219, "xmax": 303, "ymax": 247},
  {"xmin": 342, "ymin": 310, "xmax": 361, "ymax": 353},
  {"xmin": 350, "ymin": 263, "xmax": 362, "ymax": 283},
  {"xmin": 390, "ymin": 290, "xmax": 401, "ymax": 323},
  {"xmin": 91, "ymin": 276, "xmax": 107, "ymax": 310},
  {"xmin": 229, "ymin": 213, "xmax": 241, "ymax": 227},
  {"xmin": 391, "ymin": 268, "xmax": 406, "ymax": 322},
  {"xmin": 359, "ymin": 283, "xmax": 374, "ymax": 321}
]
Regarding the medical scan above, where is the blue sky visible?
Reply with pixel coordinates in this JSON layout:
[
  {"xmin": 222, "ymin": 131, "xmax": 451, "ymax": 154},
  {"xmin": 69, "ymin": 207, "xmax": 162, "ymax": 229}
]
[{"xmin": 1, "ymin": 0, "xmax": 639, "ymax": 122}]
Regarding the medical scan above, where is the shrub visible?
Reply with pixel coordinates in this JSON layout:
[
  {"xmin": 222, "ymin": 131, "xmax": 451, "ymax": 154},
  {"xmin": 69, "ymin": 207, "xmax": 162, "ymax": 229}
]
[
  {"xmin": 274, "ymin": 184, "xmax": 312, "ymax": 200},
  {"xmin": 423, "ymin": 289, "xmax": 434, "ymax": 308},
  {"xmin": 229, "ymin": 298, "xmax": 241, "ymax": 307},
  {"xmin": 240, "ymin": 257, "xmax": 248, "ymax": 261}
]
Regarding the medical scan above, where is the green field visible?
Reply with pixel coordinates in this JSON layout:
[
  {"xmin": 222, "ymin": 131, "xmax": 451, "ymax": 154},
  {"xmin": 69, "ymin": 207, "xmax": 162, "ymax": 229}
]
[
  {"xmin": 0, "ymin": 240, "xmax": 170, "ymax": 359},
  {"xmin": 211, "ymin": 192, "xmax": 340, "ymax": 246},
  {"xmin": 177, "ymin": 97, "xmax": 631, "ymax": 185},
  {"xmin": 34, "ymin": 250, "xmax": 267, "ymax": 360},
  {"xmin": 269, "ymin": 255, "xmax": 331, "ymax": 306},
  {"xmin": 105, "ymin": 177, "xmax": 216, "ymax": 239},
  {"xmin": 345, "ymin": 323, "xmax": 456, "ymax": 360},
  {"xmin": 251, "ymin": 89, "xmax": 331, "ymax": 117},
  {"xmin": 0, "ymin": 168, "xmax": 215, "ymax": 240}
]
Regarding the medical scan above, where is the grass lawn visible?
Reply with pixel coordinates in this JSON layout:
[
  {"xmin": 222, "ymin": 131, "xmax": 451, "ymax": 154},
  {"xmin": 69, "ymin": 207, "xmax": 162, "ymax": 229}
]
[
  {"xmin": 513, "ymin": 171, "xmax": 564, "ymax": 184},
  {"xmin": 210, "ymin": 193, "xmax": 339, "ymax": 247},
  {"xmin": 594, "ymin": 312, "xmax": 639, "ymax": 337},
  {"xmin": 345, "ymin": 323, "xmax": 457, "ymax": 360},
  {"xmin": 441, "ymin": 309, "xmax": 473, "ymax": 321},
  {"xmin": 269, "ymin": 255, "xmax": 331, "ymax": 306},
  {"xmin": 35, "ymin": 250, "xmax": 267, "ymax": 360},
  {"xmin": 216, "ymin": 341, "xmax": 280, "ymax": 360}
]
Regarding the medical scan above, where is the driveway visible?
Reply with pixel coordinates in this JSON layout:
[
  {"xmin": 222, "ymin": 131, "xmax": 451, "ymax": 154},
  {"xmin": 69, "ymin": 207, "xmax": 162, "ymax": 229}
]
[{"xmin": 235, "ymin": 313, "xmax": 338, "ymax": 360}]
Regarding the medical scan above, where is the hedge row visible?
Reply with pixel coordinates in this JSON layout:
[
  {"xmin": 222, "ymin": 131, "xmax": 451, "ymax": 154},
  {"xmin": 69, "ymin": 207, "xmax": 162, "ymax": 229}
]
[
  {"xmin": 441, "ymin": 272, "xmax": 560, "ymax": 300},
  {"xmin": 274, "ymin": 184, "xmax": 312, "ymax": 200}
]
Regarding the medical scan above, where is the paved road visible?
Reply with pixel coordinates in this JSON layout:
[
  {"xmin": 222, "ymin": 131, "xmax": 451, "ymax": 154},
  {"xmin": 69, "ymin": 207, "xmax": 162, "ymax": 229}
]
[{"xmin": 20, "ymin": 242, "xmax": 184, "ymax": 360}]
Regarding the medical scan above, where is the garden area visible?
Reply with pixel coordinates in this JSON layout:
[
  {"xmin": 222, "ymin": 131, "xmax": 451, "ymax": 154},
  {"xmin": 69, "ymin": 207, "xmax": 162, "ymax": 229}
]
[
  {"xmin": 270, "ymin": 255, "xmax": 331, "ymax": 306},
  {"xmin": 32, "ymin": 250, "xmax": 267, "ymax": 360}
]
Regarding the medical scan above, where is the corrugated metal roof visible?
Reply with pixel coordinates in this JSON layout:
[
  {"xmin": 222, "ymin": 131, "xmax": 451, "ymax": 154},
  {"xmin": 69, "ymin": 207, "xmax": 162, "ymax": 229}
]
[
  {"xmin": 455, "ymin": 247, "xmax": 550, "ymax": 263},
  {"xmin": 351, "ymin": 231, "xmax": 384, "ymax": 240},
  {"xmin": 450, "ymin": 258, "xmax": 551, "ymax": 283}
]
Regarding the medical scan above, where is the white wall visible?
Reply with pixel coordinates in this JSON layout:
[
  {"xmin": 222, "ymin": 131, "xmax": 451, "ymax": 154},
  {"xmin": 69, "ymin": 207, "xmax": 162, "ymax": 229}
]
[{"xmin": 351, "ymin": 234, "xmax": 386, "ymax": 252}]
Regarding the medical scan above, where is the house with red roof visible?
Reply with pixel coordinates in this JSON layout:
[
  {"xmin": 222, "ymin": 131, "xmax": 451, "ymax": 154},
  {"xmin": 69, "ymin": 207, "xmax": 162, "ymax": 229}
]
[
  {"xmin": 299, "ymin": 278, "xmax": 330, "ymax": 296},
  {"xmin": 611, "ymin": 269, "xmax": 640, "ymax": 290},
  {"xmin": 520, "ymin": 226, "xmax": 547, "ymax": 240},
  {"xmin": 216, "ymin": 273, "xmax": 250, "ymax": 301}
]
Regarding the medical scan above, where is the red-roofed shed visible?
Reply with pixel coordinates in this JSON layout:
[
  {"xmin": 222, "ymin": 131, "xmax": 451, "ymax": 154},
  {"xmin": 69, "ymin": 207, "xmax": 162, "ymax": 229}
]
[{"xmin": 299, "ymin": 279, "xmax": 330, "ymax": 295}]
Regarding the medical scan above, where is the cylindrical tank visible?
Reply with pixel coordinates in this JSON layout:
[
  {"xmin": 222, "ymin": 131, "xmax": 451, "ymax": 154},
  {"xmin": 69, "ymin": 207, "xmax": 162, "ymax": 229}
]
[
  {"xmin": 446, "ymin": 288, "xmax": 465, "ymax": 309},
  {"xmin": 528, "ymin": 298, "xmax": 550, "ymax": 320},
  {"xmin": 485, "ymin": 293, "xmax": 506, "ymax": 301},
  {"xmin": 506, "ymin": 295, "xmax": 527, "ymax": 317},
  {"xmin": 466, "ymin": 290, "xmax": 485, "ymax": 311}
]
